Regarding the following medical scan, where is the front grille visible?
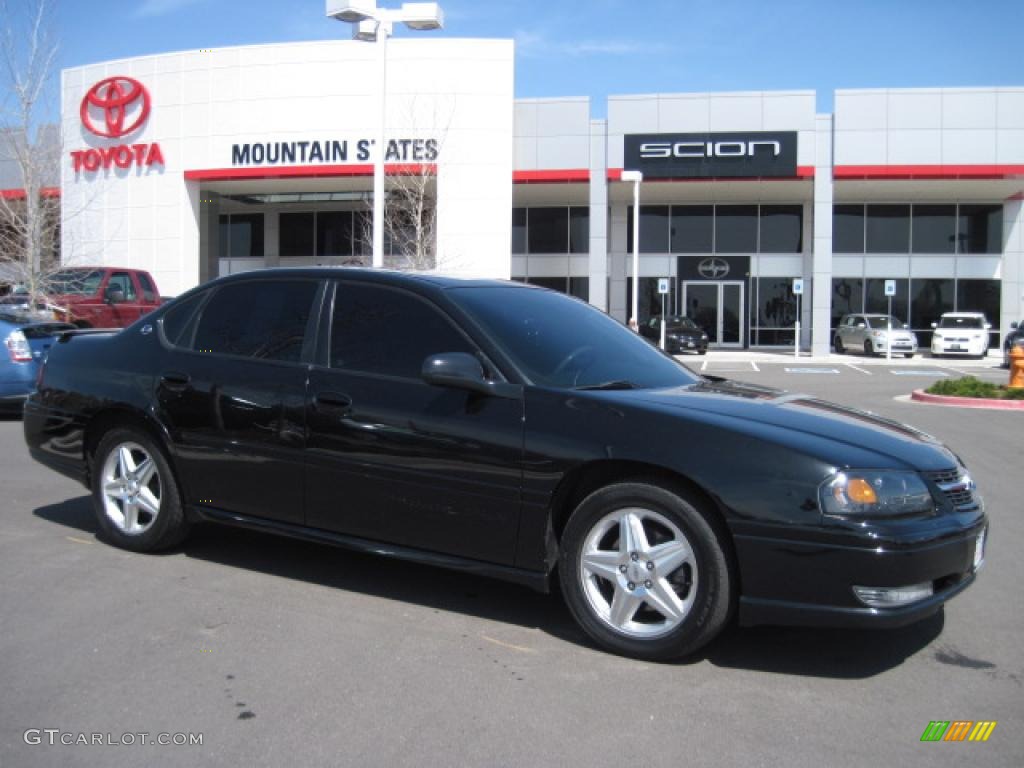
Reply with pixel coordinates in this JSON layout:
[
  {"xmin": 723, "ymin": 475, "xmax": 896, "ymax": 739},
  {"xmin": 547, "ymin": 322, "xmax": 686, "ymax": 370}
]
[{"xmin": 926, "ymin": 468, "xmax": 979, "ymax": 511}]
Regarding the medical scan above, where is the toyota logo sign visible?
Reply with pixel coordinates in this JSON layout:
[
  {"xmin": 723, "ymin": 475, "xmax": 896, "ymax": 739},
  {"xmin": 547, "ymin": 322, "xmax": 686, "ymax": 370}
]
[
  {"xmin": 697, "ymin": 257, "xmax": 730, "ymax": 279},
  {"xmin": 80, "ymin": 76, "xmax": 151, "ymax": 139}
]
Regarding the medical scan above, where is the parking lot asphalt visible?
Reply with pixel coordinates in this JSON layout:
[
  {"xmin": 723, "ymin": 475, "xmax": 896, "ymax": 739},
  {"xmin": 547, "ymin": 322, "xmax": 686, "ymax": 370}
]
[{"xmin": 1, "ymin": 359, "xmax": 1021, "ymax": 768}]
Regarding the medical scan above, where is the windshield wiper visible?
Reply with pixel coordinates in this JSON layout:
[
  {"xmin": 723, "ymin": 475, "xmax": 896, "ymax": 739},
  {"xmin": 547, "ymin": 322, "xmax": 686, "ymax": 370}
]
[{"xmin": 574, "ymin": 380, "xmax": 638, "ymax": 391}]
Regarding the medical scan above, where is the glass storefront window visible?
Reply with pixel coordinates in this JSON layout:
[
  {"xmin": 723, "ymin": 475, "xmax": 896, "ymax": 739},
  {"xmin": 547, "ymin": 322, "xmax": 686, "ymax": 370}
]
[
  {"xmin": 626, "ymin": 277, "xmax": 674, "ymax": 325},
  {"xmin": 833, "ymin": 205, "xmax": 865, "ymax": 253},
  {"xmin": 218, "ymin": 213, "xmax": 264, "ymax": 258},
  {"xmin": 527, "ymin": 207, "xmax": 569, "ymax": 253},
  {"xmin": 627, "ymin": 206, "xmax": 670, "ymax": 254},
  {"xmin": 865, "ymin": 278, "xmax": 908, "ymax": 321},
  {"xmin": 911, "ymin": 204, "xmax": 956, "ymax": 253},
  {"xmin": 569, "ymin": 277, "xmax": 590, "ymax": 302},
  {"xmin": 715, "ymin": 205, "xmax": 757, "ymax": 253},
  {"xmin": 755, "ymin": 278, "xmax": 797, "ymax": 328},
  {"xmin": 958, "ymin": 204, "xmax": 1002, "ymax": 254},
  {"xmin": 511, "ymin": 208, "xmax": 526, "ymax": 255},
  {"xmin": 910, "ymin": 278, "xmax": 954, "ymax": 333},
  {"xmin": 831, "ymin": 278, "xmax": 864, "ymax": 331},
  {"xmin": 956, "ymin": 279, "xmax": 1000, "ymax": 347},
  {"xmin": 317, "ymin": 211, "xmax": 354, "ymax": 257},
  {"xmin": 759, "ymin": 205, "xmax": 803, "ymax": 253},
  {"xmin": 866, "ymin": 205, "xmax": 910, "ymax": 253},
  {"xmin": 569, "ymin": 208, "xmax": 589, "ymax": 254},
  {"xmin": 670, "ymin": 206, "xmax": 713, "ymax": 253},
  {"xmin": 279, "ymin": 212, "xmax": 315, "ymax": 258}
]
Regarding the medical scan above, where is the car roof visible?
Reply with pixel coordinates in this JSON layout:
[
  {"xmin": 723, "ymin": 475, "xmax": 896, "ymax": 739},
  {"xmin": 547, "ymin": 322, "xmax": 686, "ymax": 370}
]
[
  {"xmin": 202, "ymin": 267, "xmax": 528, "ymax": 292},
  {"xmin": 939, "ymin": 312, "xmax": 986, "ymax": 318}
]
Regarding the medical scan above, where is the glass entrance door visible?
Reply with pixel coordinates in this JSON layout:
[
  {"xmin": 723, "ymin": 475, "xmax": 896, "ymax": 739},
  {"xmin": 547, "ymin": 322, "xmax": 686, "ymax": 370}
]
[{"xmin": 682, "ymin": 281, "xmax": 744, "ymax": 347}]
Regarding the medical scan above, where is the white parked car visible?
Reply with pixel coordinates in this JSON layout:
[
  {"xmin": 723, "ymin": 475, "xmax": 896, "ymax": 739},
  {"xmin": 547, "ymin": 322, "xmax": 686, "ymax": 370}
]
[
  {"xmin": 834, "ymin": 313, "xmax": 918, "ymax": 358},
  {"xmin": 931, "ymin": 312, "xmax": 991, "ymax": 359}
]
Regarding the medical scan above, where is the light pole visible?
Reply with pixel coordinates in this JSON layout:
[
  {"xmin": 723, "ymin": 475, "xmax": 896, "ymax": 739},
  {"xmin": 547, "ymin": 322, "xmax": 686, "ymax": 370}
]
[
  {"xmin": 326, "ymin": 1, "xmax": 444, "ymax": 269},
  {"xmin": 621, "ymin": 170, "xmax": 643, "ymax": 330}
]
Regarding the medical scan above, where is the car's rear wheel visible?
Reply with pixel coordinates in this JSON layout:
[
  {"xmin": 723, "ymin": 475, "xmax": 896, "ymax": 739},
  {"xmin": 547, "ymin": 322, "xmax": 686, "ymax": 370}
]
[
  {"xmin": 558, "ymin": 481, "xmax": 733, "ymax": 661},
  {"xmin": 91, "ymin": 428, "xmax": 189, "ymax": 552}
]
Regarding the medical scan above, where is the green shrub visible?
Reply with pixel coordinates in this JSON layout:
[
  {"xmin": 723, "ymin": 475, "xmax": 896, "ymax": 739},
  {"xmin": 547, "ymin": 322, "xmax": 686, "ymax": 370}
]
[{"xmin": 926, "ymin": 376, "xmax": 1024, "ymax": 400}]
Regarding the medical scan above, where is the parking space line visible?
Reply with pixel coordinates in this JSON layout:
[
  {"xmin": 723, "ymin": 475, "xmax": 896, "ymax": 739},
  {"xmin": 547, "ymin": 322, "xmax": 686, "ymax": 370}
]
[
  {"xmin": 845, "ymin": 363, "xmax": 872, "ymax": 375},
  {"xmin": 750, "ymin": 361, "xmax": 759, "ymax": 372},
  {"xmin": 891, "ymin": 370, "xmax": 948, "ymax": 377},
  {"xmin": 700, "ymin": 359, "xmax": 708, "ymax": 372},
  {"xmin": 785, "ymin": 368, "xmax": 841, "ymax": 374}
]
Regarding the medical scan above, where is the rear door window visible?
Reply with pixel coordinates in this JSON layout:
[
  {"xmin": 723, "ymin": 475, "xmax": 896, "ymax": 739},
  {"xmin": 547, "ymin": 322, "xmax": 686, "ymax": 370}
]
[{"xmin": 193, "ymin": 280, "xmax": 318, "ymax": 362}]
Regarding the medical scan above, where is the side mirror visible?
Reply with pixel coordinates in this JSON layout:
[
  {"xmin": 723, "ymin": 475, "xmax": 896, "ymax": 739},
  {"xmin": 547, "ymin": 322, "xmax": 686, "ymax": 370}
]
[
  {"xmin": 1011, "ymin": 321, "xmax": 1019, "ymax": 330},
  {"xmin": 421, "ymin": 352, "xmax": 521, "ymax": 400},
  {"xmin": 105, "ymin": 287, "xmax": 126, "ymax": 304}
]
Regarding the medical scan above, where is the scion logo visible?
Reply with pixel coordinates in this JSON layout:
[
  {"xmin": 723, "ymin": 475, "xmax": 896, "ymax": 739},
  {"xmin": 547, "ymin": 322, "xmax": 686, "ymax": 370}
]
[
  {"xmin": 624, "ymin": 131, "xmax": 797, "ymax": 179},
  {"xmin": 640, "ymin": 140, "xmax": 781, "ymax": 160},
  {"xmin": 80, "ymin": 76, "xmax": 151, "ymax": 139},
  {"xmin": 71, "ymin": 76, "xmax": 164, "ymax": 175},
  {"xmin": 698, "ymin": 258, "xmax": 730, "ymax": 279}
]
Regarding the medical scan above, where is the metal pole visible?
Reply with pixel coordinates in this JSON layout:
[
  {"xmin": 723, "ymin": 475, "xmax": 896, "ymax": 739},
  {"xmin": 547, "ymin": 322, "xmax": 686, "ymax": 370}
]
[
  {"xmin": 887, "ymin": 296, "xmax": 893, "ymax": 362},
  {"xmin": 372, "ymin": 23, "xmax": 389, "ymax": 268},
  {"xmin": 794, "ymin": 294, "xmax": 801, "ymax": 359},
  {"xmin": 660, "ymin": 292, "xmax": 666, "ymax": 350},
  {"xmin": 631, "ymin": 178, "xmax": 640, "ymax": 330}
]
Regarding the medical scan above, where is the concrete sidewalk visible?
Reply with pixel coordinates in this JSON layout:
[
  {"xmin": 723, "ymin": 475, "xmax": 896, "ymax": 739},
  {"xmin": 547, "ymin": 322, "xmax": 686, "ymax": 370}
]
[{"xmin": 689, "ymin": 348, "xmax": 1005, "ymax": 368}]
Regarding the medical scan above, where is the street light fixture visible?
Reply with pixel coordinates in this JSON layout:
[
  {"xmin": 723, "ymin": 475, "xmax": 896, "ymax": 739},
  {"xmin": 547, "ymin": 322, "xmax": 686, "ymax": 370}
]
[
  {"xmin": 326, "ymin": 1, "xmax": 444, "ymax": 269},
  {"xmin": 621, "ymin": 169, "xmax": 643, "ymax": 330}
]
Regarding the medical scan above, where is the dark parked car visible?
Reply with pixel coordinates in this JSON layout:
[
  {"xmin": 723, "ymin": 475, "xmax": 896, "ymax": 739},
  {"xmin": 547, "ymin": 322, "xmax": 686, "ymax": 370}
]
[
  {"xmin": 1, "ymin": 313, "xmax": 75, "ymax": 413},
  {"xmin": 1003, "ymin": 320, "xmax": 1023, "ymax": 367},
  {"xmin": 24, "ymin": 270, "xmax": 988, "ymax": 660},
  {"xmin": 639, "ymin": 315, "xmax": 708, "ymax": 355}
]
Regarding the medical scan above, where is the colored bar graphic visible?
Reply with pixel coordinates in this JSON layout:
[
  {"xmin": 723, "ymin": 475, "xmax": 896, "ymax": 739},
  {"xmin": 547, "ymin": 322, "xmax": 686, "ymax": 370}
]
[
  {"xmin": 921, "ymin": 722, "xmax": 949, "ymax": 742},
  {"xmin": 944, "ymin": 721, "xmax": 973, "ymax": 741},
  {"xmin": 969, "ymin": 722, "xmax": 997, "ymax": 742}
]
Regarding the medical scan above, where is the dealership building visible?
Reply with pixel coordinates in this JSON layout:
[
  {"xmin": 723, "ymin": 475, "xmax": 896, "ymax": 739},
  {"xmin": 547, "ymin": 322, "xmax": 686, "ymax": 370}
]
[{"xmin": 57, "ymin": 39, "xmax": 1024, "ymax": 354}]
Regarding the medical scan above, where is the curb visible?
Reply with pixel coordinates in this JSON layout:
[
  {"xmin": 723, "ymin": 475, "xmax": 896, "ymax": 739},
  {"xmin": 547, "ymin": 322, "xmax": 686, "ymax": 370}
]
[{"xmin": 911, "ymin": 389, "xmax": 1024, "ymax": 410}]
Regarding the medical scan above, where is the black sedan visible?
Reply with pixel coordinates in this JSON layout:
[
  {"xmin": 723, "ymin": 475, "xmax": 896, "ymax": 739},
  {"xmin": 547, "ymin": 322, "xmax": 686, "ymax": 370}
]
[
  {"xmin": 24, "ymin": 270, "xmax": 987, "ymax": 660},
  {"xmin": 639, "ymin": 315, "xmax": 708, "ymax": 355}
]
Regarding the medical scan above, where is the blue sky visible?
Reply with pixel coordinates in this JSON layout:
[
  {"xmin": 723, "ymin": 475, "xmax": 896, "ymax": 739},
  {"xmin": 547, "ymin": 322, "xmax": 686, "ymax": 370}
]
[{"xmin": 56, "ymin": 0, "xmax": 1022, "ymax": 114}]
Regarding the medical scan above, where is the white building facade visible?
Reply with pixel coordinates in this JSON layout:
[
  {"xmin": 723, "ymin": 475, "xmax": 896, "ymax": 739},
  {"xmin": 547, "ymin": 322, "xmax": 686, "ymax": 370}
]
[{"xmin": 59, "ymin": 40, "xmax": 1024, "ymax": 350}]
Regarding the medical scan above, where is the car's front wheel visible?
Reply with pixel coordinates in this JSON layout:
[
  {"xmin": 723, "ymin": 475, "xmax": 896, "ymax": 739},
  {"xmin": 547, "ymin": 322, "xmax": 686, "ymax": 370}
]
[
  {"xmin": 558, "ymin": 481, "xmax": 733, "ymax": 661},
  {"xmin": 91, "ymin": 427, "xmax": 189, "ymax": 552},
  {"xmin": 863, "ymin": 341, "xmax": 874, "ymax": 357}
]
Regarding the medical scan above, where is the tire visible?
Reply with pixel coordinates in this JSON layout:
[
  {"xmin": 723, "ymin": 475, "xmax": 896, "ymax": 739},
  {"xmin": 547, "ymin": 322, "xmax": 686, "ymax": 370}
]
[
  {"xmin": 558, "ymin": 480, "xmax": 733, "ymax": 661},
  {"xmin": 91, "ymin": 427, "xmax": 189, "ymax": 552},
  {"xmin": 904, "ymin": 353, "xmax": 914, "ymax": 359},
  {"xmin": 697, "ymin": 349, "xmax": 707, "ymax": 355},
  {"xmin": 834, "ymin": 337, "xmax": 845, "ymax": 354},
  {"xmin": 863, "ymin": 341, "xmax": 874, "ymax": 357}
]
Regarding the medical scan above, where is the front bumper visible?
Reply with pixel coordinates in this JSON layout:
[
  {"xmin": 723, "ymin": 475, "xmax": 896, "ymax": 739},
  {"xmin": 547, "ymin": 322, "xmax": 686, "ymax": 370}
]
[
  {"xmin": 666, "ymin": 337, "xmax": 708, "ymax": 354},
  {"xmin": 931, "ymin": 338, "xmax": 987, "ymax": 356},
  {"xmin": 869, "ymin": 338, "xmax": 917, "ymax": 354},
  {"xmin": 733, "ymin": 516, "xmax": 987, "ymax": 629}
]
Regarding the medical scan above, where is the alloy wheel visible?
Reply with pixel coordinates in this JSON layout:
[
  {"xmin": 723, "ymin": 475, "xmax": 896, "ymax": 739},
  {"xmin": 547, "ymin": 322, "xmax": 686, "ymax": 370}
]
[{"xmin": 100, "ymin": 441, "xmax": 162, "ymax": 535}]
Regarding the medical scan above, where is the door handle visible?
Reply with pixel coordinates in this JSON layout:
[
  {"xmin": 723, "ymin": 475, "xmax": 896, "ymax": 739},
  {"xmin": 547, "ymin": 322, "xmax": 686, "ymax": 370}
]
[
  {"xmin": 314, "ymin": 392, "xmax": 353, "ymax": 412},
  {"xmin": 160, "ymin": 371, "xmax": 191, "ymax": 391}
]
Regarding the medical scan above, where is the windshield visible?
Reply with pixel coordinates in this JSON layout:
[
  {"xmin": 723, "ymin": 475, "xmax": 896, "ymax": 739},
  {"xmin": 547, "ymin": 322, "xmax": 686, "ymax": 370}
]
[
  {"xmin": 47, "ymin": 269, "xmax": 104, "ymax": 296},
  {"xmin": 865, "ymin": 315, "xmax": 908, "ymax": 329},
  {"xmin": 661, "ymin": 315, "xmax": 699, "ymax": 329},
  {"xmin": 452, "ymin": 285, "xmax": 701, "ymax": 389},
  {"xmin": 938, "ymin": 316, "xmax": 985, "ymax": 329}
]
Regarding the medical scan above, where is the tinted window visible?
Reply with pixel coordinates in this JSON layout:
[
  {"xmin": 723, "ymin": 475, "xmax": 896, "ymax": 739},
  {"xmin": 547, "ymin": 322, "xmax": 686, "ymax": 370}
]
[
  {"xmin": 527, "ymin": 207, "xmax": 569, "ymax": 253},
  {"xmin": 220, "ymin": 213, "xmax": 265, "ymax": 258},
  {"xmin": 569, "ymin": 207, "xmax": 589, "ymax": 254},
  {"xmin": 280, "ymin": 212, "xmax": 315, "ymax": 257},
  {"xmin": 865, "ymin": 278, "xmax": 908, "ymax": 321},
  {"xmin": 958, "ymin": 204, "xmax": 1002, "ymax": 254},
  {"xmin": 911, "ymin": 205, "xmax": 956, "ymax": 253},
  {"xmin": 833, "ymin": 205, "xmax": 865, "ymax": 253},
  {"xmin": 627, "ymin": 206, "xmax": 670, "ymax": 254},
  {"xmin": 453, "ymin": 285, "xmax": 699, "ymax": 389},
  {"xmin": 670, "ymin": 206, "xmax": 713, "ymax": 253},
  {"xmin": 956, "ymin": 279, "xmax": 1000, "ymax": 328},
  {"xmin": 330, "ymin": 283, "xmax": 473, "ymax": 378},
  {"xmin": 161, "ymin": 291, "xmax": 207, "ymax": 348},
  {"xmin": 759, "ymin": 205, "xmax": 803, "ymax": 253},
  {"xmin": 938, "ymin": 315, "xmax": 985, "ymax": 329},
  {"xmin": 317, "ymin": 211, "xmax": 354, "ymax": 257},
  {"xmin": 866, "ymin": 205, "xmax": 910, "ymax": 253},
  {"xmin": 715, "ymin": 205, "xmax": 757, "ymax": 253},
  {"xmin": 831, "ymin": 278, "xmax": 863, "ymax": 330},
  {"xmin": 194, "ymin": 280, "xmax": 316, "ymax": 361},
  {"xmin": 910, "ymin": 279, "xmax": 954, "ymax": 331},
  {"xmin": 511, "ymin": 208, "xmax": 526, "ymax": 254}
]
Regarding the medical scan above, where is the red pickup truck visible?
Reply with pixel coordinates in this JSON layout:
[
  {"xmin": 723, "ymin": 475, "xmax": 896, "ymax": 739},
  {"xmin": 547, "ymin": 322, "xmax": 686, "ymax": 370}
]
[{"xmin": 46, "ymin": 267, "xmax": 163, "ymax": 328}]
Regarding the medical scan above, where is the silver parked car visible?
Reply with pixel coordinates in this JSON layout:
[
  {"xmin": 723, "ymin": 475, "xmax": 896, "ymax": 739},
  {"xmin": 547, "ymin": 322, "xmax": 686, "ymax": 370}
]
[{"xmin": 834, "ymin": 314, "xmax": 918, "ymax": 358}]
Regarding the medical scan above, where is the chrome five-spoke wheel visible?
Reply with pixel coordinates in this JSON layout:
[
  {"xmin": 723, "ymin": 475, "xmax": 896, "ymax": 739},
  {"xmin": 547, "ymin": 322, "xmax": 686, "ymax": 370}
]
[
  {"xmin": 101, "ymin": 441, "xmax": 162, "ymax": 535},
  {"xmin": 579, "ymin": 508, "xmax": 697, "ymax": 638},
  {"xmin": 559, "ymin": 481, "xmax": 733, "ymax": 660},
  {"xmin": 91, "ymin": 427, "xmax": 189, "ymax": 552}
]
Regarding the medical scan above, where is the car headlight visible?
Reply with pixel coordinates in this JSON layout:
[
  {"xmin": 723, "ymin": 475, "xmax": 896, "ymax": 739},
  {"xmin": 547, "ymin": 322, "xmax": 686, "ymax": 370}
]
[
  {"xmin": 871, "ymin": 331, "xmax": 886, "ymax": 338},
  {"xmin": 819, "ymin": 471, "xmax": 934, "ymax": 518},
  {"xmin": 701, "ymin": 333, "xmax": 708, "ymax": 340}
]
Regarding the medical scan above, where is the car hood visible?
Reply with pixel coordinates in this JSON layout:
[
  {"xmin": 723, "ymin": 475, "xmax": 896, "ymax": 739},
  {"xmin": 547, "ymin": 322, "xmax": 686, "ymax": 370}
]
[
  {"xmin": 665, "ymin": 326, "xmax": 705, "ymax": 336},
  {"xmin": 624, "ymin": 378, "xmax": 957, "ymax": 471}
]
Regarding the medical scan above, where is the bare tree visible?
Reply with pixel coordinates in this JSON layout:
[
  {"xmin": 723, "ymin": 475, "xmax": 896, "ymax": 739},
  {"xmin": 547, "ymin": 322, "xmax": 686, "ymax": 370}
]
[{"xmin": 0, "ymin": 0, "xmax": 62, "ymax": 302}]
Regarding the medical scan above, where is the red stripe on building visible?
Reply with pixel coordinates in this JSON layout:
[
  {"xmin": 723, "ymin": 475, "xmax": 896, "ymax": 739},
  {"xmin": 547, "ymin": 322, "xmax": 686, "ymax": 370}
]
[
  {"xmin": 513, "ymin": 169, "xmax": 590, "ymax": 183},
  {"xmin": 834, "ymin": 164, "xmax": 1024, "ymax": 180},
  {"xmin": 607, "ymin": 166, "xmax": 815, "ymax": 181},
  {"xmin": 183, "ymin": 163, "xmax": 436, "ymax": 181},
  {"xmin": 1, "ymin": 187, "xmax": 61, "ymax": 200}
]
